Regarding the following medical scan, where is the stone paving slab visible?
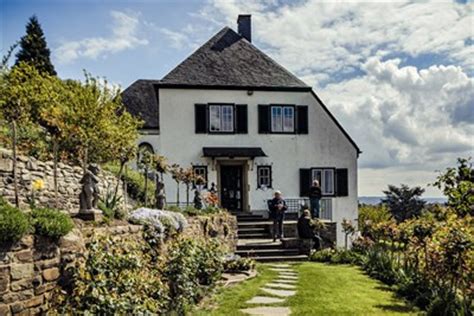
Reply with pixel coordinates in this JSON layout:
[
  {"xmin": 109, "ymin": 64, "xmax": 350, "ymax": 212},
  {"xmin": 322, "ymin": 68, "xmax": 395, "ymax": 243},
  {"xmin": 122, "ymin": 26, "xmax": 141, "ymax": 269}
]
[
  {"xmin": 278, "ymin": 272, "xmax": 297, "ymax": 276},
  {"xmin": 270, "ymin": 268, "xmax": 294, "ymax": 273},
  {"xmin": 265, "ymin": 282, "xmax": 296, "ymax": 290},
  {"xmin": 278, "ymin": 275, "xmax": 298, "ymax": 280},
  {"xmin": 240, "ymin": 306, "xmax": 291, "ymax": 316},
  {"xmin": 273, "ymin": 279, "xmax": 297, "ymax": 284},
  {"xmin": 270, "ymin": 264, "xmax": 292, "ymax": 268},
  {"xmin": 261, "ymin": 287, "xmax": 296, "ymax": 297},
  {"xmin": 246, "ymin": 296, "xmax": 285, "ymax": 304}
]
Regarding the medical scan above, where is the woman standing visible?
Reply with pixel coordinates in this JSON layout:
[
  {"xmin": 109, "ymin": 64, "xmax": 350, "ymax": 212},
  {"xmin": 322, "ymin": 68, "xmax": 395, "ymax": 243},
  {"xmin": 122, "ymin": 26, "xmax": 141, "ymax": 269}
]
[{"xmin": 309, "ymin": 180, "xmax": 322, "ymax": 218}]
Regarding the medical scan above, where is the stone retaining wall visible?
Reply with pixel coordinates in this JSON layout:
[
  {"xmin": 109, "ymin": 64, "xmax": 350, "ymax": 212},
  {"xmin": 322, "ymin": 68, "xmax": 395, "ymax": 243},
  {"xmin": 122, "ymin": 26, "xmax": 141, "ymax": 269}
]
[
  {"xmin": 0, "ymin": 148, "xmax": 125, "ymax": 214},
  {"xmin": 0, "ymin": 212, "xmax": 237, "ymax": 315}
]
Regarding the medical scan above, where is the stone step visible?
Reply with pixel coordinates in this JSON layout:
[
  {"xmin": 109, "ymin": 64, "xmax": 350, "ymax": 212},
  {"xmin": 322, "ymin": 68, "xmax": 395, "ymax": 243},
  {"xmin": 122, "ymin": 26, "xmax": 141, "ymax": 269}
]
[
  {"xmin": 237, "ymin": 227, "xmax": 267, "ymax": 235},
  {"xmin": 252, "ymin": 254, "xmax": 308, "ymax": 263},
  {"xmin": 236, "ymin": 248, "xmax": 300, "ymax": 257},
  {"xmin": 238, "ymin": 233, "xmax": 271, "ymax": 239}
]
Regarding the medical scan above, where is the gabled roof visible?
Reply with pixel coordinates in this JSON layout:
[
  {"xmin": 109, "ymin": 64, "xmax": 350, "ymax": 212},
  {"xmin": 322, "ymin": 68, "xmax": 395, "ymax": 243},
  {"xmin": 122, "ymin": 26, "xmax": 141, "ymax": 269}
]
[
  {"xmin": 160, "ymin": 27, "xmax": 310, "ymax": 90},
  {"xmin": 122, "ymin": 79, "xmax": 160, "ymax": 129}
]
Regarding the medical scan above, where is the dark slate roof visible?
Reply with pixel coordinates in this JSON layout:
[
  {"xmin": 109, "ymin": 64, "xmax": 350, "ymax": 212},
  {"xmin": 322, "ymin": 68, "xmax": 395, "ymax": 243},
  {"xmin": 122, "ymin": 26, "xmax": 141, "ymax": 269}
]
[
  {"xmin": 203, "ymin": 147, "xmax": 267, "ymax": 158},
  {"xmin": 160, "ymin": 27, "xmax": 310, "ymax": 89},
  {"xmin": 122, "ymin": 80, "xmax": 160, "ymax": 129}
]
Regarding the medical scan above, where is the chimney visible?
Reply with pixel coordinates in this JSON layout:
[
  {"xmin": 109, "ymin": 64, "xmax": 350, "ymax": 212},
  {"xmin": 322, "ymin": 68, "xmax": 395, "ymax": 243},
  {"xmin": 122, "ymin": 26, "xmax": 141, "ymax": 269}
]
[{"xmin": 237, "ymin": 14, "xmax": 251, "ymax": 42}]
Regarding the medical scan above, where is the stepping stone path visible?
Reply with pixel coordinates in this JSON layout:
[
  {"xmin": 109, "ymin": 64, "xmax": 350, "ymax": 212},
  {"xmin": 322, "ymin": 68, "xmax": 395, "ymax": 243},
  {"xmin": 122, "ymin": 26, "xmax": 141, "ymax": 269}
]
[{"xmin": 241, "ymin": 264, "xmax": 299, "ymax": 316}]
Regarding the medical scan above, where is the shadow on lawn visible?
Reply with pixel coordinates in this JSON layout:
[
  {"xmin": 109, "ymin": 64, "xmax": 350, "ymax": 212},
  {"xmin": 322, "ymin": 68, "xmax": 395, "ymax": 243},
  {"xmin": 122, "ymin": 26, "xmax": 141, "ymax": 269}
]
[{"xmin": 375, "ymin": 303, "xmax": 416, "ymax": 313}]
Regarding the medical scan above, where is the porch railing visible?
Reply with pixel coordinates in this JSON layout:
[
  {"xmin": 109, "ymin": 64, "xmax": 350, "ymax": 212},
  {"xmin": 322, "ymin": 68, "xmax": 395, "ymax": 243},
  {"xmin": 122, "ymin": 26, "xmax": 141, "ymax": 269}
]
[{"xmin": 270, "ymin": 197, "xmax": 332, "ymax": 221}]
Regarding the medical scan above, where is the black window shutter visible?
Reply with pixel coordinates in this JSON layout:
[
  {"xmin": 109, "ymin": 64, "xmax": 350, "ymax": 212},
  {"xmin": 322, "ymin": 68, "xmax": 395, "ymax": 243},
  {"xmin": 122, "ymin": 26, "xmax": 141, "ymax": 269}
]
[
  {"xmin": 336, "ymin": 168, "xmax": 349, "ymax": 197},
  {"xmin": 195, "ymin": 104, "xmax": 207, "ymax": 133},
  {"xmin": 296, "ymin": 106, "xmax": 308, "ymax": 134},
  {"xmin": 258, "ymin": 105, "xmax": 270, "ymax": 133},
  {"xmin": 299, "ymin": 169, "xmax": 311, "ymax": 197},
  {"xmin": 235, "ymin": 104, "xmax": 248, "ymax": 134}
]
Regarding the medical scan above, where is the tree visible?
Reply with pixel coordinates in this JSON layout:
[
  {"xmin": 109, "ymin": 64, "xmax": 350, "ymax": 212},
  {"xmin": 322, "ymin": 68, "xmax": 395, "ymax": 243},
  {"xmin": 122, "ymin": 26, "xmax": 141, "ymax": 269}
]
[
  {"xmin": 15, "ymin": 16, "xmax": 56, "ymax": 76},
  {"xmin": 433, "ymin": 157, "xmax": 474, "ymax": 217},
  {"xmin": 0, "ymin": 63, "xmax": 43, "ymax": 207},
  {"xmin": 382, "ymin": 184, "xmax": 426, "ymax": 222},
  {"xmin": 170, "ymin": 164, "xmax": 184, "ymax": 206}
]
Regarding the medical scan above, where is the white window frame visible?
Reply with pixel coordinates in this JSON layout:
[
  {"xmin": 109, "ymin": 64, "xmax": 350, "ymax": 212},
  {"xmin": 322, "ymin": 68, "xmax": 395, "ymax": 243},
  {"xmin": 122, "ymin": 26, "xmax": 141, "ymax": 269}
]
[
  {"xmin": 312, "ymin": 168, "xmax": 335, "ymax": 195},
  {"xmin": 271, "ymin": 105, "xmax": 294, "ymax": 133},
  {"xmin": 209, "ymin": 105, "xmax": 234, "ymax": 132},
  {"xmin": 192, "ymin": 166, "xmax": 208, "ymax": 188},
  {"xmin": 257, "ymin": 166, "xmax": 272, "ymax": 188}
]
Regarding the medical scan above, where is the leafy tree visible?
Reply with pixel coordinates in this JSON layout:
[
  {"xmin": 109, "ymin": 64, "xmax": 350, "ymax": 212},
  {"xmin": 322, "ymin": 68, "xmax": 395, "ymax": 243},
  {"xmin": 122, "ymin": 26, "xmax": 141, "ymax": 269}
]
[
  {"xmin": 0, "ymin": 63, "xmax": 43, "ymax": 206},
  {"xmin": 15, "ymin": 15, "xmax": 56, "ymax": 76},
  {"xmin": 170, "ymin": 164, "xmax": 184, "ymax": 205},
  {"xmin": 382, "ymin": 184, "xmax": 425, "ymax": 222},
  {"xmin": 433, "ymin": 157, "xmax": 473, "ymax": 217}
]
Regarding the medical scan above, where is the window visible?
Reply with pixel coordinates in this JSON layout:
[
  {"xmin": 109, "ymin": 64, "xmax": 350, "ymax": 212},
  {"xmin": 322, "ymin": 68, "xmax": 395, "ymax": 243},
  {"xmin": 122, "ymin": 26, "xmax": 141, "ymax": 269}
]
[
  {"xmin": 312, "ymin": 168, "xmax": 335, "ymax": 195},
  {"xmin": 193, "ymin": 166, "xmax": 208, "ymax": 188},
  {"xmin": 137, "ymin": 142, "xmax": 154, "ymax": 166},
  {"xmin": 271, "ymin": 105, "xmax": 294, "ymax": 132},
  {"xmin": 209, "ymin": 105, "xmax": 234, "ymax": 132},
  {"xmin": 257, "ymin": 166, "xmax": 272, "ymax": 189}
]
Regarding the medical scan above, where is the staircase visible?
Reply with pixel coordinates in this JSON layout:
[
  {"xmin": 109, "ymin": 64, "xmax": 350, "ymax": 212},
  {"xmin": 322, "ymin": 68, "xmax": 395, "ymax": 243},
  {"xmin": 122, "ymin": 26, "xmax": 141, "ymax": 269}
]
[{"xmin": 235, "ymin": 213, "xmax": 308, "ymax": 262}]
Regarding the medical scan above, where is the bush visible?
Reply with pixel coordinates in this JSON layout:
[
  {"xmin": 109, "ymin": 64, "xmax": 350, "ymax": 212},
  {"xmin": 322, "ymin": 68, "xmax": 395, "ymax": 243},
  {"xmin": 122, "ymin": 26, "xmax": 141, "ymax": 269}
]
[
  {"xmin": 53, "ymin": 236, "xmax": 168, "ymax": 314},
  {"xmin": 164, "ymin": 236, "xmax": 224, "ymax": 314},
  {"xmin": 223, "ymin": 256, "xmax": 256, "ymax": 272},
  {"xmin": 31, "ymin": 208, "xmax": 74, "ymax": 239},
  {"xmin": 0, "ymin": 201, "xmax": 31, "ymax": 243},
  {"xmin": 310, "ymin": 248, "xmax": 361, "ymax": 265},
  {"xmin": 103, "ymin": 163, "xmax": 155, "ymax": 205},
  {"xmin": 129, "ymin": 208, "xmax": 187, "ymax": 243}
]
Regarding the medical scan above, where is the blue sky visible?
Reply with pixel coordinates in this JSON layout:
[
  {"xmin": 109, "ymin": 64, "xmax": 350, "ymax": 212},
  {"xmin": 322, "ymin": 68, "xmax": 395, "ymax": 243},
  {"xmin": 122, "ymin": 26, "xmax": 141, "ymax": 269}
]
[{"xmin": 1, "ymin": 0, "xmax": 473, "ymax": 196}]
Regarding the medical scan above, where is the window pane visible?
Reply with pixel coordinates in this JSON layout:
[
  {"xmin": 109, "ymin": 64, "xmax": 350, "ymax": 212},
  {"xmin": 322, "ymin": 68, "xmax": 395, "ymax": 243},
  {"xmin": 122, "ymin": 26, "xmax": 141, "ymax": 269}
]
[
  {"xmin": 324, "ymin": 169, "xmax": 334, "ymax": 194},
  {"xmin": 221, "ymin": 105, "xmax": 234, "ymax": 132},
  {"xmin": 271, "ymin": 107, "xmax": 283, "ymax": 132},
  {"xmin": 283, "ymin": 107, "xmax": 294, "ymax": 132},
  {"xmin": 209, "ymin": 106, "xmax": 221, "ymax": 131},
  {"xmin": 312, "ymin": 169, "xmax": 322, "ymax": 185}
]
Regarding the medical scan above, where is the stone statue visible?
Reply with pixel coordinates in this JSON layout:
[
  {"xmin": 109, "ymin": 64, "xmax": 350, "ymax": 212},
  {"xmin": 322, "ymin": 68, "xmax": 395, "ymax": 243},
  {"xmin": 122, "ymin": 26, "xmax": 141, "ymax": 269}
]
[
  {"xmin": 78, "ymin": 164, "xmax": 102, "ymax": 220},
  {"xmin": 193, "ymin": 189, "xmax": 203, "ymax": 210},
  {"xmin": 155, "ymin": 178, "xmax": 166, "ymax": 210},
  {"xmin": 210, "ymin": 182, "xmax": 217, "ymax": 194}
]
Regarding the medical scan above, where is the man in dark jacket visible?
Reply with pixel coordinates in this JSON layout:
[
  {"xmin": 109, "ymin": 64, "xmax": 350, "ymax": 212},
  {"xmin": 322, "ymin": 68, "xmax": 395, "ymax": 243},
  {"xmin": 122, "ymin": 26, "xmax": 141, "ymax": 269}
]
[
  {"xmin": 309, "ymin": 180, "xmax": 322, "ymax": 218},
  {"xmin": 269, "ymin": 190, "xmax": 287, "ymax": 242}
]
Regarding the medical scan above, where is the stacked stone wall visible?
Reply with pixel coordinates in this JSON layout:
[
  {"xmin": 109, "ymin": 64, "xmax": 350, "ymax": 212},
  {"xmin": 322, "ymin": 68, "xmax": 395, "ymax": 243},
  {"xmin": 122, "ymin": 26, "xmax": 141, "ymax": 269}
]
[{"xmin": 0, "ymin": 148, "xmax": 125, "ymax": 214}]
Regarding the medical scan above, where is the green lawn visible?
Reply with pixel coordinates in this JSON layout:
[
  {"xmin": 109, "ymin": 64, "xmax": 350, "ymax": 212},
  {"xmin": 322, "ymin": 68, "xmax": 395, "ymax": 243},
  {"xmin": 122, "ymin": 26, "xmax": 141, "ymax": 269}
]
[{"xmin": 196, "ymin": 262, "xmax": 419, "ymax": 316}]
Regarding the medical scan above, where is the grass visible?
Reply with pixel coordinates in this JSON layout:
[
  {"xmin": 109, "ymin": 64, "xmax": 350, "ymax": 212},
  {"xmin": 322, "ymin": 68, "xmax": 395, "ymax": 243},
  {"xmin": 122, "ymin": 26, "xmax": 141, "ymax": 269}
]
[
  {"xmin": 196, "ymin": 262, "xmax": 418, "ymax": 316},
  {"xmin": 288, "ymin": 262, "xmax": 418, "ymax": 315},
  {"xmin": 194, "ymin": 264, "xmax": 279, "ymax": 316}
]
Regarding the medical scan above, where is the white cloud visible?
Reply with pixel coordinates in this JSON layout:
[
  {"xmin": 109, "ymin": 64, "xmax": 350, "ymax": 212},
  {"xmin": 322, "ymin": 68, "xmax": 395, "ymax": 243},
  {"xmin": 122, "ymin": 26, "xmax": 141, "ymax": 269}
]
[
  {"xmin": 55, "ymin": 11, "xmax": 148, "ymax": 64},
  {"xmin": 196, "ymin": 0, "xmax": 473, "ymax": 80},
  {"xmin": 320, "ymin": 57, "xmax": 473, "ymax": 185}
]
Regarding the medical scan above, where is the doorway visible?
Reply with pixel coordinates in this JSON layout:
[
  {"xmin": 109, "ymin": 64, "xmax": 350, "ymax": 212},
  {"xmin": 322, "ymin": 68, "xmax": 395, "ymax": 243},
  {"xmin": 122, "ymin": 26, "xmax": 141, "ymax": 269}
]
[{"xmin": 220, "ymin": 165, "xmax": 243, "ymax": 213}]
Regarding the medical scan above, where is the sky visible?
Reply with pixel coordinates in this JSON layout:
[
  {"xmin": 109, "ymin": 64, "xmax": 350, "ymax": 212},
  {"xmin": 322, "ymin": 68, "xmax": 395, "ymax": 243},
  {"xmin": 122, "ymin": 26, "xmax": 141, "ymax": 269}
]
[{"xmin": 1, "ymin": 0, "xmax": 473, "ymax": 197}]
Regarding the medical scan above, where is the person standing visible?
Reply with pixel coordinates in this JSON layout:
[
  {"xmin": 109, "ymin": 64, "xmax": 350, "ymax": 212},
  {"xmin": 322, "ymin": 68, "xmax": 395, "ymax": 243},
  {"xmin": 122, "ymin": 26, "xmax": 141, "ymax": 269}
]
[
  {"xmin": 309, "ymin": 180, "xmax": 322, "ymax": 218},
  {"xmin": 269, "ymin": 190, "xmax": 287, "ymax": 242}
]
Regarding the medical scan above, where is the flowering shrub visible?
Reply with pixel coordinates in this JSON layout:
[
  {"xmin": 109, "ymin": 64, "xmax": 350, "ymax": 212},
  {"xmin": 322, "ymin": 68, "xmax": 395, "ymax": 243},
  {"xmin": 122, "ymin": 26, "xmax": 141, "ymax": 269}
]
[
  {"xmin": 352, "ymin": 158, "xmax": 474, "ymax": 314},
  {"xmin": 129, "ymin": 208, "xmax": 187, "ymax": 242},
  {"xmin": 53, "ymin": 236, "xmax": 169, "ymax": 314},
  {"xmin": 163, "ymin": 236, "xmax": 224, "ymax": 314},
  {"xmin": 223, "ymin": 255, "xmax": 256, "ymax": 272}
]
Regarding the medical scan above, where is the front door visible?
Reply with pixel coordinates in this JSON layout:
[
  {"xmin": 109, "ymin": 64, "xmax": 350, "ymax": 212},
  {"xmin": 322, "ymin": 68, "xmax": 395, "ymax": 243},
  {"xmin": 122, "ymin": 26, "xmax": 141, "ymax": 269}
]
[{"xmin": 220, "ymin": 165, "xmax": 243, "ymax": 213}]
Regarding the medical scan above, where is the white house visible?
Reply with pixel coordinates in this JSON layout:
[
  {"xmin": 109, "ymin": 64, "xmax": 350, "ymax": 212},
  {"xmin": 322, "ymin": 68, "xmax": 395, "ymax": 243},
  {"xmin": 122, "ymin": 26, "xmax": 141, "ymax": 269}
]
[{"xmin": 123, "ymin": 15, "xmax": 361, "ymax": 246}]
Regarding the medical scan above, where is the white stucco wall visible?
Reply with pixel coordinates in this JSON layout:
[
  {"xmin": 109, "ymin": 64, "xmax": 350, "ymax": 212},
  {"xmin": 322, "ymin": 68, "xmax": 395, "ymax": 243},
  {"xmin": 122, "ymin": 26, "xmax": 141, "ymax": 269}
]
[{"xmin": 138, "ymin": 88, "xmax": 359, "ymax": 246}]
